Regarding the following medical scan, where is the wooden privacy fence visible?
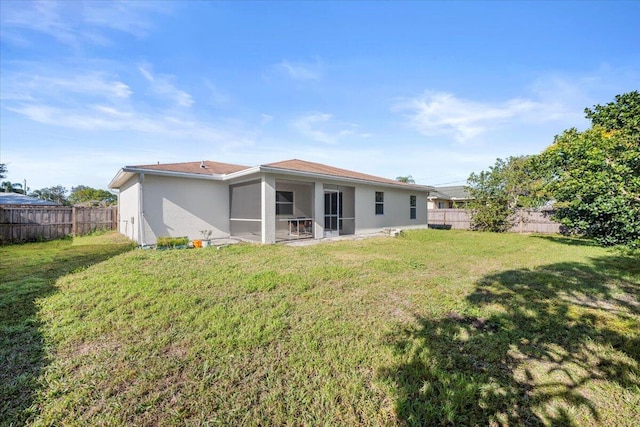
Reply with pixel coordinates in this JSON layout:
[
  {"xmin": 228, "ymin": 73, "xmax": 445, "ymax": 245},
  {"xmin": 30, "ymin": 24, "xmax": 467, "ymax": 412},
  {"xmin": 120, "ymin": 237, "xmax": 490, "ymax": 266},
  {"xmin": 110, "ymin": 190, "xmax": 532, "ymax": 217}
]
[
  {"xmin": 428, "ymin": 209, "xmax": 561, "ymax": 234},
  {"xmin": 428, "ymin": 209, "xmax": 471, "ymax": 230},
  {"xmin": 0, "ymin": 206, "xmax": 118, "ymax": 243}
]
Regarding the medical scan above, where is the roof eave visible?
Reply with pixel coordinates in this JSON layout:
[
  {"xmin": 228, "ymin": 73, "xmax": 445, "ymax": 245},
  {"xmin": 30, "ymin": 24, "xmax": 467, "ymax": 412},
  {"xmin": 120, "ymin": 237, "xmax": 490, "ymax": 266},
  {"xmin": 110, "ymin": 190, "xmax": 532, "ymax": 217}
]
[
  {"xmin": 222, "ymin": 166, "xmax": 263, "ymax": 181},
  {"xmin": 108, "ymin": 169, "xmax": 132, "ymax": 189},
  {"xmin": 108, "ymin": 167, "xmax": 227, "ymax": 189}
]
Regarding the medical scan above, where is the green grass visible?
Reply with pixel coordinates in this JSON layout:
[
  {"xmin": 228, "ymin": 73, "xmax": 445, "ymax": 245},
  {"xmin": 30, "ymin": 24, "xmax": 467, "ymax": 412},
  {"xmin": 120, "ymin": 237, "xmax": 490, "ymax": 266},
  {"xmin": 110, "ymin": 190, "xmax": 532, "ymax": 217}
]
[
  {"xmin": 0, "ymin": 233, "xmax": 136, "ymax": 426},
  {"xmin": 1, "ymin": 230, "xmax": 639, "ymax": 426}
]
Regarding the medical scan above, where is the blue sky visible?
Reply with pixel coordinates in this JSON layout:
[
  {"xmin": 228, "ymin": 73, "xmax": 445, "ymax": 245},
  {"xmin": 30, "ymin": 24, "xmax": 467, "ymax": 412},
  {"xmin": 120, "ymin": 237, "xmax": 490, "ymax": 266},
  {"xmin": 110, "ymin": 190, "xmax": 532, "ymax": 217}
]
[{"xmin": 1, "ymin": 1, "xmax": 639, "ymax": 191}]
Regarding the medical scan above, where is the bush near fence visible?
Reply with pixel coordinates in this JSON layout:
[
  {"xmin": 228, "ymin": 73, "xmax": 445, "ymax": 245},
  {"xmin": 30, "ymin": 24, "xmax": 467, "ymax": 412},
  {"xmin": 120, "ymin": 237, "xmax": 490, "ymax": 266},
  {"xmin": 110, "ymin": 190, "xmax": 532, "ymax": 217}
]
[
  {"xmin": 0, "ymin": 206, "xmax": 118, "ymax": 244},
  {"xmin": 428, "ymin": 209, "xmax": 561, "ymax": 234}
]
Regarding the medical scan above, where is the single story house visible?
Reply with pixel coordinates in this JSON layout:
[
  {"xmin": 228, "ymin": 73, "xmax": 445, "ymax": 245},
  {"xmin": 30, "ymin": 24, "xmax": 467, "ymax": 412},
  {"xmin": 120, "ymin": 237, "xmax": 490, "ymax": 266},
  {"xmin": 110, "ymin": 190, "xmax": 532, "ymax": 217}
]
[
  {"xmin": 427, "ymin": 185, "xmax": 472, "ymax": 209},
  {"xmin": 0, "ymin": 193, "xmax": 61, "ymax": 206},
  {"xmin": 108, "ymin": 159, "xmax": 434, "ymax": 245}
]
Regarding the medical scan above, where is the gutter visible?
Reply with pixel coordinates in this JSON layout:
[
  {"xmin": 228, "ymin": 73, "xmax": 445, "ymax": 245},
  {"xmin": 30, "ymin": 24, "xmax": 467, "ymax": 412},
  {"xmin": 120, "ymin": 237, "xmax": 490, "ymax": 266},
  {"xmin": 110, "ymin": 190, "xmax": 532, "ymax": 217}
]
[
  {"xmin": 109, "ymin": 167, "xmax": 227, "ymax": 189},
  {"xmin": 139, "ymin": 173, "xmax": 145, "ymax": 246},
  {"xmin": 221, "ymin": 166, "xmax": 263, "ymax": 181}
]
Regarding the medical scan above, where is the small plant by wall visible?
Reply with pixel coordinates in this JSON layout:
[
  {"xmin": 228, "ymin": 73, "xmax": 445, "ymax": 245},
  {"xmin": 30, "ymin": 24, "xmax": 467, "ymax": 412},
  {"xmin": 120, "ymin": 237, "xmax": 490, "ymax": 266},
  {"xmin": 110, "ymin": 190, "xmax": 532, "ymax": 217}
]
[{"xmin": 156, "ymin": 236, "xmax": 189, "ymax": 249}]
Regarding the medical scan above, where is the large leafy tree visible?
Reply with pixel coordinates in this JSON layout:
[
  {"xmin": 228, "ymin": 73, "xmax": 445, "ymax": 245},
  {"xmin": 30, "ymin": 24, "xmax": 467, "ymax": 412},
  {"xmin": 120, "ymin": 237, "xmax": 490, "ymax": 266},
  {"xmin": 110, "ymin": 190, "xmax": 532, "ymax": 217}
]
[
  {"xmin": 584, "ymin": 90, "xmax": 640, "ymax": 136},
  {"xmin": 30, "ymin": 185, "xmax": 69, "ymax": 205},
  {"xmin": 68, "ymin": 185, "xmax": 117, "ymax": 206},
  {"xmin": 541, "ymin": 91, "xmax": 640, "ymax": 247},
  {"xmin": 467, "ymin": 156, "xmax": 547, "ymax": 232}
]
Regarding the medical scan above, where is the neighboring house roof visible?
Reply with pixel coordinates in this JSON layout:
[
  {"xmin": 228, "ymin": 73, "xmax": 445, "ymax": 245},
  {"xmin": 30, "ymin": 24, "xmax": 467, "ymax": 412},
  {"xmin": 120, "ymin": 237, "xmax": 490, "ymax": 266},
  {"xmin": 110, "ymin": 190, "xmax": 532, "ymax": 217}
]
[
  {"xmin": 0, "ymin": 193, "xmax": 61, "ymax": 206},
  {"xmin": 109, "ymin": 158, "xmax": 433, "ymax": 192},
  {"xmin": 428, "ymin": 185, "xmax": 472, "ymax": 201}
]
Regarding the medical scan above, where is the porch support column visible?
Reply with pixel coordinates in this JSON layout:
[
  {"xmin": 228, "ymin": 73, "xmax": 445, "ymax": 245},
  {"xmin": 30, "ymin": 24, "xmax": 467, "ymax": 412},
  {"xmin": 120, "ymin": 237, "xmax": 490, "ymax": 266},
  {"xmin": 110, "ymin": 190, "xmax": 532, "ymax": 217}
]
[
  {"xmin": 261, "ymin": 174, "xmax": 276, "ymax": 244},
  {"xmin": 313, "ymin": 181, "xmax": 324, "ymax": 239}
]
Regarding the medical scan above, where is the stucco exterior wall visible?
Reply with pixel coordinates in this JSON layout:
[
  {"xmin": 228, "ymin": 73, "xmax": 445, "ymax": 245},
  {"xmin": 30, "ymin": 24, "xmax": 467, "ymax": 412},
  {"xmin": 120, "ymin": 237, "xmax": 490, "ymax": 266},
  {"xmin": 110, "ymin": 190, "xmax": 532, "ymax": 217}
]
[
  {"xmin": 354, "ymin": 184, "xmax": 428, "ymax": 234},
  {"xmin": 117, "ymin": 176, "xmax": 140, "ymax": 243},
  {"xmin": 140, "ymin": 174, "xmax": 230, "ymax": 245},
  {"xmin": 265, "ymin": 173, "xmax": 428, "ymax": 237}
]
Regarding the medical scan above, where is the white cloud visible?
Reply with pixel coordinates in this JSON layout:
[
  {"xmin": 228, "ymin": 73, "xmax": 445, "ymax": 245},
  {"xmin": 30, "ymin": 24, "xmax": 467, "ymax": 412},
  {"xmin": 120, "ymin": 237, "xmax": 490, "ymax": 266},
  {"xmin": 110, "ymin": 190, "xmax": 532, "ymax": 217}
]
[
  {"xmin": 6, "ymin": 103, "xmax": 250, "ymax": 145},
  {"xmin": 394, "ymin": 91, "xmax": 573, "ymax": 142},
  {"xmin": 1, "ymin": 64, "xmax": 251, "ymax": 147},
  {"xmin": 293, "ymin": 112, "xmax": 370, "ymax": 144},
  {"xmin": 203, "ymin": 79, "xmax": 231, "ymax": 106},
  {"xmin": 274, "ymin": 59, "xmax": 323, "ymax": 81},
  {"xmin": 139, "ymin": 65, "xmax": 193, "ymax": 108},
  {"xmin": 0, "ymin": 0, "xmax": 168, "ymax": 48},
  {"xmin": 82, "ymin": 1, "xmax": 165, "ymax": 38},
  {"xmin": 260, "ymin": 114, "xmax": 274, "ymax": 125}
]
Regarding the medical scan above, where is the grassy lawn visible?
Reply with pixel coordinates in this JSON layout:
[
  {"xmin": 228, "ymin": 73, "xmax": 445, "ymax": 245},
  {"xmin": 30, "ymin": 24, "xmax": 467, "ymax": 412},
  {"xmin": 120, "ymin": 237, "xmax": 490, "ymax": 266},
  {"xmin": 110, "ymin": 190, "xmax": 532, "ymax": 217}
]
[{"xmin": 1, "ymin": 230, "xmax": 639, "ymax": 426}]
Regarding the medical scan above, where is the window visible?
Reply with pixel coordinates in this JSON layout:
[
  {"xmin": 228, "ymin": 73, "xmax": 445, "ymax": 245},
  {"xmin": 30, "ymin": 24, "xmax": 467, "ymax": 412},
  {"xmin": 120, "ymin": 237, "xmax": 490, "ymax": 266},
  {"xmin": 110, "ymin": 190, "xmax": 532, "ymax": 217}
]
[
  {"xmin": 375, "ymin": 191, "xmax": 384, "ymax": 215},
  {"xmin": 276, "ymin": 191, "xmax": 293, "ymax": 215},
  {"xmin": 410, "ymin": 195, "xmax": 417, "ymax": 219}
]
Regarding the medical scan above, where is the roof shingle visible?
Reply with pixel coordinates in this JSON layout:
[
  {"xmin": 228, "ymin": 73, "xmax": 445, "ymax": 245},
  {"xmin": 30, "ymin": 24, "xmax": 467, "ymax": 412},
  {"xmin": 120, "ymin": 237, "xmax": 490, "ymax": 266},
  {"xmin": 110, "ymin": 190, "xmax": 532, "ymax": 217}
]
[
  {"xmin": 131, "ymin": 161, "xmax": 249, "ymax": 175},
  {"xmin": 263, "ymin": 159, "xmax": 427, "ymax": 189}
]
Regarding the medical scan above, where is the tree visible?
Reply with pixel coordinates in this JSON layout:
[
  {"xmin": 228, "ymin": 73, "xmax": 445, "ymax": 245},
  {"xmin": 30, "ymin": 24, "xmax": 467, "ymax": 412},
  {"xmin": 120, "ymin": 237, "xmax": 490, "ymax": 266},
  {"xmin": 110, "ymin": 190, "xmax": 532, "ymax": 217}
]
[
  {"xmin": 540, "ymin": 126, "xmax": 640, "ymax": 247},
  {"xmin": 396, "ymin": 175, "xmax": 416, "ymax": 184},
  {"xmin": 540, "ymin": 91, "xmax": 640, "ymax": 247},
  {"xmin": 68, "ymin": 185, "xmax": 117, "ymax": 206},
  {"xmin": 584, "ymin": 90, "xmax": 640, "ymax": 137},
  {"xmin": 1, "ymin": 181, "xmax": 25, "ymax": 194},
  {"xmin": 466, "ymin": 156, "xmax": 547, "ymax": 232},
  {"xmin": 0, "ymin": 163, "xmax": 6, "ymax": 179},
  {"xmin": 30, "ymin": 185, "xmax": 69, "ymax": 205}
]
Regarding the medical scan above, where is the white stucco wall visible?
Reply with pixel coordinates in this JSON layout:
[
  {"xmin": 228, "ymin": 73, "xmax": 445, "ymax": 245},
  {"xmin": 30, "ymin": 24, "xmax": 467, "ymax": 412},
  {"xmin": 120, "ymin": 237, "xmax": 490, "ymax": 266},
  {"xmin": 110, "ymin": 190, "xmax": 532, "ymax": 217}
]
[
  {"xmin": 261, "ymin": 175, "xmax": 276, "ymax": 244},
  {"xmin": 140, "ymin": 174, "xmax": 230, "ymax": 245},
  {"xmin": 264, "ymin": 173, "xmax": 428, "ymax": 237},
  {"xmin": 117, "ymin": 176, "xmax": 140, "ymax": 243},
  {"xmin": 354, "ymin": 184, "xmax": 428, "ymax": 234},
  {"xmin": 265, "ymin": 173, "xmax": 428, "ymax": 237}
]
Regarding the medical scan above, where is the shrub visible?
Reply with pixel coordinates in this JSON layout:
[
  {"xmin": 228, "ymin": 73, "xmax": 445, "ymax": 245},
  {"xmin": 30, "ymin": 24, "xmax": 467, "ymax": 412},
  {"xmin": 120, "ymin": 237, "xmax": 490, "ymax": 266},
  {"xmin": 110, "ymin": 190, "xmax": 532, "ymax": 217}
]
[{"xmin": 156, "ymin": 236, "xmax": 189, "ymax": 248}]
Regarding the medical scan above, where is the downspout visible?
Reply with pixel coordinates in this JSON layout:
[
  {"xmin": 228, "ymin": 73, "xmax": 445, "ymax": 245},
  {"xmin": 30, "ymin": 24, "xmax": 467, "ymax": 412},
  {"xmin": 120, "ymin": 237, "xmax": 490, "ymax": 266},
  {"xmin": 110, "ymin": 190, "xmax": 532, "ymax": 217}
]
[
  {"xmin": 139, "ymin": 173, "xmax": 145, "ymax": 246},
  {"xmin": 426, "ymin": 191, "xmax": 430, "ymax": 225}
]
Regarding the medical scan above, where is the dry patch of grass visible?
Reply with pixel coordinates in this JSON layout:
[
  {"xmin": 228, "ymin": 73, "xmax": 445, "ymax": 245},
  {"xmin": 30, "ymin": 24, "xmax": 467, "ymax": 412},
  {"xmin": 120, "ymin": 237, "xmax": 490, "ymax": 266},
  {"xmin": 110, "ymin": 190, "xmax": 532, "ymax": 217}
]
[{"xmin": 1, "ymin": 230, "xmax": 639, "ymax": 426}]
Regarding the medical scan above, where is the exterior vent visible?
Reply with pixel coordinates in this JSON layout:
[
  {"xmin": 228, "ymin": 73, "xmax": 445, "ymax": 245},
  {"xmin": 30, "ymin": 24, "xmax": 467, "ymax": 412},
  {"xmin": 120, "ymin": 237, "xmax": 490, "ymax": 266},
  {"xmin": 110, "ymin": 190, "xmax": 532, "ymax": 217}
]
[{"xmin": 200, "ymin": 161, "xmax": 206, "ymax": 169}]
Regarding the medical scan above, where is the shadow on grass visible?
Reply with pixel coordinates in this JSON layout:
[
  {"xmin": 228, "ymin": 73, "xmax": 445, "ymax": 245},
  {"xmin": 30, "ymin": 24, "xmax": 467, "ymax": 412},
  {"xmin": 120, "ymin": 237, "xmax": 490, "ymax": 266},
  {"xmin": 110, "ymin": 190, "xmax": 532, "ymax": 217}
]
[
  {"xmin": 533, "ymin": 235, "xmax": 601, "ymax": 248},
  {"xmin": 379, "ymin": 255, "xmax": 640, "ymax": 426},
  {"xmin": 0, "ymin": 238, "xmax": 134, "ymax": 426}
]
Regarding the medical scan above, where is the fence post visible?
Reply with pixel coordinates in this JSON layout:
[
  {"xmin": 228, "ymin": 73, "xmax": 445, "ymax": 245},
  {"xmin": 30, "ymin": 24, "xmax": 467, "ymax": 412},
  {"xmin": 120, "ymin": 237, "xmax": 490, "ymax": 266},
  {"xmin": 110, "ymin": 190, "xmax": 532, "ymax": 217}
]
[
  {"xmin": 519, "ymin": 214, "xmax": 523, "ymax": 233},
  {"xmin": 112, "ymin": 206, "xmax": 118, "ymax": 230},
  {"xmin": 72, "ymin": 206, "xmax": 77, "ymax": 236}
]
